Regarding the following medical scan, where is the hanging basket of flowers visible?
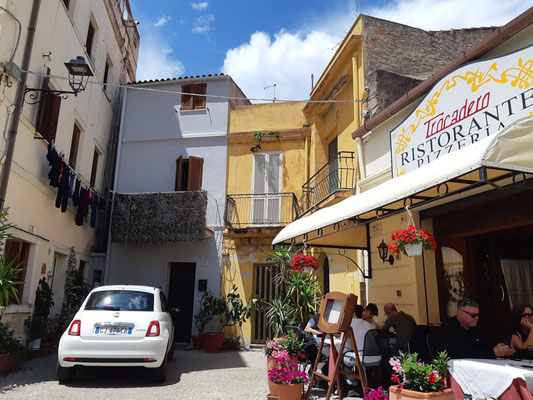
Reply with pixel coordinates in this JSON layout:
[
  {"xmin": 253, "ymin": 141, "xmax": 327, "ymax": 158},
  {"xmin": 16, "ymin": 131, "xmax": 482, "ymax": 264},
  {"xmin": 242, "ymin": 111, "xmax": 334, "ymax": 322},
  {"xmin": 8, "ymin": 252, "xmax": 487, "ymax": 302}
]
[
  {"xmin": 290, "ymin": 254, "xmax": 318, "ymax": 273},
  {"xmin": 388, "ymin": 224, "xmax": 436, "ymax": 257}
]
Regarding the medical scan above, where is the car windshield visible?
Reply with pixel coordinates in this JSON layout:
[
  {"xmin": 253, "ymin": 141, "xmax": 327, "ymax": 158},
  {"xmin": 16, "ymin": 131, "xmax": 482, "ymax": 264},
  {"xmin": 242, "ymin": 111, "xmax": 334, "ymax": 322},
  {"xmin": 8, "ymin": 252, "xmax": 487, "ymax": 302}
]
[{"xmin": 84, "ymin": 290, "xmax": 154, "ymax": 311}]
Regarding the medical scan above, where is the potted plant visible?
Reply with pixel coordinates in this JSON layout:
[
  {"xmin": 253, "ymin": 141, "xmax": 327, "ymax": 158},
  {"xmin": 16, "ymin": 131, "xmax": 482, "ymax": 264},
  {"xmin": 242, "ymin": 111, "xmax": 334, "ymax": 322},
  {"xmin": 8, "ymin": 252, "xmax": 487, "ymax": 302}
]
[
  {"xmin": 388, "ymin": 352, "xmax": 454, "ymax": 399},
  {"xmin": 24, "ymin": 277, "xmax": 54, "ymax": 355},
  {"xmin": 388, "ymin": 224, "xmax": 436, "ymax": 257},
  {"xmin": 222, "ymin": 335, "xmax": 242, "ymax": 351},
  {"xmin": 0, "ymin": 211, "xmax": 23, "ymax": 310},
  {"xmin": 290, "ymin": 254, "xmax": 319, "ymax": 273},
  {"xmin": 268, "ymin": 353, "xmax": 309, "ymax": 399},
  {"xmin": 200, "ymin": 284, "xmax": 254, "ymax": 353},
  {"xmin": 0, "ymin": 317, "xmax": 25, "ymax": 375},
  {"xmin": 192, "ymin": 307, "xmax": 211, "ymax": 349},
  {"xmin": 265, "ymin": 331, "xmax": 304, "ymax": 394}
]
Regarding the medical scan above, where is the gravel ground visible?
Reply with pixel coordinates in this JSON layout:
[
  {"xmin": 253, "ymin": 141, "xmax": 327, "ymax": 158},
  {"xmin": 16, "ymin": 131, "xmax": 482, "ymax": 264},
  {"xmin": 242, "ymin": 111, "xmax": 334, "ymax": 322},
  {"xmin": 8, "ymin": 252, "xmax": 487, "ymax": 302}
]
[{"xmin": 0, "ymin": 348, "xmax": 362, "ymax": 400}]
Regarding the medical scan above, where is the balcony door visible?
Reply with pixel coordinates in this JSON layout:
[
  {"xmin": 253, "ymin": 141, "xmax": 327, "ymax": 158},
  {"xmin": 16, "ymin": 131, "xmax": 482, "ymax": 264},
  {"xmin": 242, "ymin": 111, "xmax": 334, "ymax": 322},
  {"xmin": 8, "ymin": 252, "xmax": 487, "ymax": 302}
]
[
  {"xmin": 328, "ymin": 138, "xmax": 338, "ymax": 193},
  {"xmin": 252, "ymin": 152, "xmax": 282, "ymax": 226}
]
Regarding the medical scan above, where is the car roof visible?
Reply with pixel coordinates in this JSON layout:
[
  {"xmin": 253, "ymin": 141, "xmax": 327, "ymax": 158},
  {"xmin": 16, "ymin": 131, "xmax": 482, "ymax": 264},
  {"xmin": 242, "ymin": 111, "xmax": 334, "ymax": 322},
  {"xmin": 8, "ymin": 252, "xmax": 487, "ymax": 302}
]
[{"xmin": 90, "ymin": 285, "xmax": 159, "ymax": 293}]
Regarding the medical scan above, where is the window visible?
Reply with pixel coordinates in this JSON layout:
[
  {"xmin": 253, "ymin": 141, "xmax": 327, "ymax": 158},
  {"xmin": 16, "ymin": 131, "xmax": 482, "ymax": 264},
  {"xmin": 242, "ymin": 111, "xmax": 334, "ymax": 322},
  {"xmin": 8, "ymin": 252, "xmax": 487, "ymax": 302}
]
[
  {"xmin": 90, "ymin": 148, "xmax": 100, "ymax": 186},
  {"xmin": 79, "ymin": 260, "xmax": 87, "ymax": 278},
  {"xmin": 92, "ymin": 269, "xmax": 102, "ymax": 288},
  {"xmin": 103, "ymin": 57, "xmax": 111, "ymax": 91},
  {"xmin": 36, "ymin": 69, "xmax": 61, "ymax": 142},
  {"xmin": 86, "ymin": 19, "xmax": 96, "ymax": 58},
  {"xmin": 69, "ymin": 123, "xmax": 81, "ymax": 169},
  {"xmin": 175, "ymin": 156, "xmax": 204, "ymax": 191},
  {"xmin": 180, "ymin": 83, "xmax": 206, "ymax": 110},
  {"xmin": 84, "ymin": 290, "xmax": 154, "ymax": 311},
  {"xmin": 4, "ymin": 238, "xmax": 30, "ymax": 303}
]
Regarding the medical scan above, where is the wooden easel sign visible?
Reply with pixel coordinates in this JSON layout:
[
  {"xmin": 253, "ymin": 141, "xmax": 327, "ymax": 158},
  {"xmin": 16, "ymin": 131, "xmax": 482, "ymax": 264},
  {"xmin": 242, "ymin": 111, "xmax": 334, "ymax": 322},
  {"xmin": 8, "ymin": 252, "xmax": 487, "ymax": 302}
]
[{"xmin": 305, "ymin": 292, "xmax": 366, "ymax": 400}]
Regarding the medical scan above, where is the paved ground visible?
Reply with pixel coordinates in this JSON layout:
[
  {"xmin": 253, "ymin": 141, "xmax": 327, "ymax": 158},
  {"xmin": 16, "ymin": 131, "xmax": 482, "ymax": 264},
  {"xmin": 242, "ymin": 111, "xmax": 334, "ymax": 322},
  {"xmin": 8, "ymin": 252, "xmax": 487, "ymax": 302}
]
[{"xmin": 0, "ymin": 348, "xmax": 363, "ymax": 400}]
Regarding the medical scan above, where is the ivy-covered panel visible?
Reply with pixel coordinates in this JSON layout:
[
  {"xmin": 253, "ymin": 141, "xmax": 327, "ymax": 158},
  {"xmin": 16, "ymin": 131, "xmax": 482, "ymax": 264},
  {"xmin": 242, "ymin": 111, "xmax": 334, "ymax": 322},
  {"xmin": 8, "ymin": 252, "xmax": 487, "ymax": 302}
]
[{"xmin": 111, "ymin": 191, "xmax": 207, "ymax": 244}]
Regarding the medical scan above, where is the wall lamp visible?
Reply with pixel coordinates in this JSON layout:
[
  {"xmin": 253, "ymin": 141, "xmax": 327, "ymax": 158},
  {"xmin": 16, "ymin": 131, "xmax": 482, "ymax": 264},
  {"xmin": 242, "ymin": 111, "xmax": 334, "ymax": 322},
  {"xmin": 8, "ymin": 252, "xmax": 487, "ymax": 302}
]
[
  {"xmin": 24, "ymin": 56, "xmax": 93, "ymax": 104},
  {"xmin": 377, "ymin": 239, "xmax": 394, "ymax": 265}
]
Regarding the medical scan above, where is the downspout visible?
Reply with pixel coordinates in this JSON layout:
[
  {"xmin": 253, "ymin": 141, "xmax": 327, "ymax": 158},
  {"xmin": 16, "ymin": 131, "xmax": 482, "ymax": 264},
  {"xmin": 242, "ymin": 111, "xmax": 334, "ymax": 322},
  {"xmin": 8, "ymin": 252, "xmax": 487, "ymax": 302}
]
[{"xmin": 0, "ymin": 0, "xmax": 41, "ymax": 211}]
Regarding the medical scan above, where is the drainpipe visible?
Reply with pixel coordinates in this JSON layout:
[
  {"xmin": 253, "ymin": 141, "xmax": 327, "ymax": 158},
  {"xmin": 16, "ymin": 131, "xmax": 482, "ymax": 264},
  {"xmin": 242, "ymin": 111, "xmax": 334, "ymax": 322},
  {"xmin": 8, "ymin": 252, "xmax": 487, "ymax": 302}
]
[{"xmin": 0, "ymin": 0, "xmax": 41, "ymax": 212}]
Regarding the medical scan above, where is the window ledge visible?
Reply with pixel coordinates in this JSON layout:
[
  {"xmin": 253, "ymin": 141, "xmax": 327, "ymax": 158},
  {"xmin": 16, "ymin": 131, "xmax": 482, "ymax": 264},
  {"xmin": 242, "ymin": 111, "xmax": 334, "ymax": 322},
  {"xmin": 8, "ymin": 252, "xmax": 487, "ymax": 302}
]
[
  {"xmin": 4, "ymin": 304, "xmax": 32, "ymax": 314},
  {"xmin": 178, "ymin": 108, "xmax": 207, "ymax": 115}
]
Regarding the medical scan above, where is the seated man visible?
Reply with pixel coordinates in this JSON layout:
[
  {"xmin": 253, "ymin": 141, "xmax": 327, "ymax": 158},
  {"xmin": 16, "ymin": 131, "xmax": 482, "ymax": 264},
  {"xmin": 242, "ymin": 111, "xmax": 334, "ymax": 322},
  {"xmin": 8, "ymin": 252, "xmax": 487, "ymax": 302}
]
[
  {"xmin": 345, "ymin": 305, "xmax": 372, "ymax": 357},
  {"xmin": 303, "ymin": 313, "xmax": 322, "ymax": 363},
  {"xmin": 383, "ymin": 303, "xmax": 417, "ymax": 354},
  {"xmin": 363, "ymin": 303, "xmax": 380, "ymax": 329},
  {"xmin": 440, "ymin": 298, "xmax": 515, "ymax": 359}
]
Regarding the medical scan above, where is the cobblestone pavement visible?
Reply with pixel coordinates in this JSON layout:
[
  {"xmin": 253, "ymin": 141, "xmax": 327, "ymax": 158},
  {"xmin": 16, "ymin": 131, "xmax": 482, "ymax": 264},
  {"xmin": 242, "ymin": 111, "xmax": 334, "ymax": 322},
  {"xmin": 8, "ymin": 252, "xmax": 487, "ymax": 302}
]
[{"xmin": 0, "ymin": 348, "xmax": 362, "ymax": 400}]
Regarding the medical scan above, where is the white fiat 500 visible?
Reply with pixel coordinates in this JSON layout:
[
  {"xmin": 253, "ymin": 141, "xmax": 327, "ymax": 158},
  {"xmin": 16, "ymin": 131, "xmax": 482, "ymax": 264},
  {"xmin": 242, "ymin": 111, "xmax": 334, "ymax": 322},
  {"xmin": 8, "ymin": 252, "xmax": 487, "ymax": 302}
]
[{"xmin": 57, "ymin": 285, "xmax": 174, "ymax": 383}]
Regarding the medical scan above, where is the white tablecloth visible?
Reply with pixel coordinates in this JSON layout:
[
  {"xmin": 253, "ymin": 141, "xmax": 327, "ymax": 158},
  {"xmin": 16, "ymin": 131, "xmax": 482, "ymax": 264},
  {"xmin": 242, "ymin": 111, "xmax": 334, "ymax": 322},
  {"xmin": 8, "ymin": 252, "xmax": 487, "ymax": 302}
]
[{"xmin": 449, "ymin": 358, "xmax": 533, "ymax": 399}]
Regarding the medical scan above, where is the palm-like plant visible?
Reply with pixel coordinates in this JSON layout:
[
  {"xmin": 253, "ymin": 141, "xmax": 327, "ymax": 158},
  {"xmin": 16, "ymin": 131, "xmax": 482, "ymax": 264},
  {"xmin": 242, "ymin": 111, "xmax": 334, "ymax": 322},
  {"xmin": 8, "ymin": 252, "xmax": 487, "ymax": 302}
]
[
  {"xmin": 285, "ymin": 271, "xmax": 321, "ymax": 325},
  {"xmin": 264, "ymin": 297, "xmax": 296, "ymax": 337},
  {"xmin": 266, "ymin": 245, "xmax": 301, "ymax": 287},
  {"xmin": 0, "ymin": 211, "xmax": 23, "ymax": 308}
]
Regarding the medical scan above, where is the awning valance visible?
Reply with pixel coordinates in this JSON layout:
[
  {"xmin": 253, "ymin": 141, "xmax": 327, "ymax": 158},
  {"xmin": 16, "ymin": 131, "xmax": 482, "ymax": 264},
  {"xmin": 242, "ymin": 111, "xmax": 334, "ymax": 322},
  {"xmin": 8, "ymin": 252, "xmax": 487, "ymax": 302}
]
[{"xmin": 273, "ymin": 116, "xmax": 533, "ymax": 247}]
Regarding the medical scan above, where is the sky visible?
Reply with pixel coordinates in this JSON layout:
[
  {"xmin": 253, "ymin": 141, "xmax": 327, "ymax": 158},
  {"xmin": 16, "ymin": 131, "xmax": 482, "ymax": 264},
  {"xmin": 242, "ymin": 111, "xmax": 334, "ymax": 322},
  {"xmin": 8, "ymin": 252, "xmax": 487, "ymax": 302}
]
[{"xmin": 129, "ymin": 0, "xmax": 531, "ymax": 102}]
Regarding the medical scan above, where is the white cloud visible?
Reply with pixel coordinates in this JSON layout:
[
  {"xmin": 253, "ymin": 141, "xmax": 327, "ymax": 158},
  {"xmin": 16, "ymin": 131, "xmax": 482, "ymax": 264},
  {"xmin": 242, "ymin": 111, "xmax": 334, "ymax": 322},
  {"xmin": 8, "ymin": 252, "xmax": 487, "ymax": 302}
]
[
  {"xmin": 154, "ymin": 15, "xmax": 171, "ymax": 27},
  {"xmin": 222, "ymin": 0, "xmax": 531, "ymax": 102},
  {"xmin": 222, "ymin": 30, "xmax": 339, "ymax": 102},
  {"xmin": 191, "ymin": 2, "xmax": 209, "ymax": 10},
  {"xmin": 192, "ymin": 14, "xmax": 215, "ymax": 35},
  {"xmin": 364, "ymin": 0, "xmax": 530, "ymax": 30},
  {"xmin": 136, "ymin": 31, "xmax": 185, "ymax": 81}
]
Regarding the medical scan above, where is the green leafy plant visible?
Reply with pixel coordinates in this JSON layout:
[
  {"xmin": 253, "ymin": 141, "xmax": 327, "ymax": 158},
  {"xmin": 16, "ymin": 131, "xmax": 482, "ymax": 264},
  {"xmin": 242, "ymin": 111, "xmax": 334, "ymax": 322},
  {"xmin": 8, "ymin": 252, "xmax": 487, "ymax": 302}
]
[
  {"xmin": 250, "ymin": 131, "xmax": 280, "ymax": 153},
  {"xmin": 0, "ymin": 316, "xmax": 24, "ymax": 355},
  {"xmin": 197, "ymin": 284, "xmax": 255, "ymax": 333},
  {"xmin": 24, "ymin": 277, "xmax": 54, "ymax": 340},
  {"xmin": 0, "ymin": 211, "xmax": 23, "ymax": 308},
  {"xmin": 193, "ymin": 306, "xmax": 211, "ymax": 334},
  {"xmin": 266, "ymin": 245, "xmax": 301, "ymax": 287},
  {"xmin": 284, "ymin": 271, "xmax": 321, "ymax": 325},
  {"xmin": 389, "ymin": 351, "xmax": 450, "ymax": 392},
  {"xmin": 58, "ymin": 247, "xmax": 90, "ymax": 332}
]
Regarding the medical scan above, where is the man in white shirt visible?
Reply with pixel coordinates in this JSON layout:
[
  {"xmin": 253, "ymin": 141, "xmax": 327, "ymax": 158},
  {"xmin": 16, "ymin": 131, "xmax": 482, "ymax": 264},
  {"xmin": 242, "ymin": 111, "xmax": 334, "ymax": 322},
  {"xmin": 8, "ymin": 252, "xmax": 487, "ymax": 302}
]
[
  {"xmin": 345, "ymin": 305, "xmax": 372, "ymax": 357},
  {"xmin": 362, "ymin": 303, "xmax": 380, "ymax": 329}
]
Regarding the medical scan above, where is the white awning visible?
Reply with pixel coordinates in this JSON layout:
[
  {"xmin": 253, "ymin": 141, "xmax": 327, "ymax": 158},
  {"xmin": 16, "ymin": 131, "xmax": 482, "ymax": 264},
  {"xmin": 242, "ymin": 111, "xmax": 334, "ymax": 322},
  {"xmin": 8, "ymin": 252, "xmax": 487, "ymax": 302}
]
[{"xmin": 273, "ymin": 116, "xmax": 533, "ymax": 247}]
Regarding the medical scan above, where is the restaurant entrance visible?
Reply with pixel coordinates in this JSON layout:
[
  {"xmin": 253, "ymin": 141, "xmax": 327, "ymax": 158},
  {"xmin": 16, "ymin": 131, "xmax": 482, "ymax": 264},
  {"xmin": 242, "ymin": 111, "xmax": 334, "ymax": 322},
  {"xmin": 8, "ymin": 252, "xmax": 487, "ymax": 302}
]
[{"xmin": 427, "ymin": 186, "xmax": 533, "ymax": 340}]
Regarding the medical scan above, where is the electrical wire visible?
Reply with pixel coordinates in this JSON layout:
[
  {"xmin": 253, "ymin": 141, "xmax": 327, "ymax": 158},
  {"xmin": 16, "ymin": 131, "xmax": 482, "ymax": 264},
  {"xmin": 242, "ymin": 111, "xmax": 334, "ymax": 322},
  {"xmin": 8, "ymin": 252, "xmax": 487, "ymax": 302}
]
[
  {"xmin": 21, "ymin": 69, "xmax": 368, "ymax": 104},
  {"xmin": 0, "ymin": 6, "xmax": 22, "ymax": 65}
]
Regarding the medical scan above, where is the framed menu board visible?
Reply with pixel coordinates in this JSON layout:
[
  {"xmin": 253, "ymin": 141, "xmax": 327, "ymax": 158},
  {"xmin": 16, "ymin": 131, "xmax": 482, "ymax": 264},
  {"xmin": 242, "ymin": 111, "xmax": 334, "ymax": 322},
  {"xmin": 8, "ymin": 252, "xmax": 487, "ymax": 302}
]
[{"xmin": 317, "ymin": 291, "xmax": 357, "ymax": 334}]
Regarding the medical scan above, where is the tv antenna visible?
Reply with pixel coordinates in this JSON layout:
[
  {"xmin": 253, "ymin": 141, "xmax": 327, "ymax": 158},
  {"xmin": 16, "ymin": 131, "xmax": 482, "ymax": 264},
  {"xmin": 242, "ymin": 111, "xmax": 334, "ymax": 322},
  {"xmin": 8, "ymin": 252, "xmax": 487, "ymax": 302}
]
[{"xmin": 264, "ymin": 83, "xmax": 276, "ymax": 103}]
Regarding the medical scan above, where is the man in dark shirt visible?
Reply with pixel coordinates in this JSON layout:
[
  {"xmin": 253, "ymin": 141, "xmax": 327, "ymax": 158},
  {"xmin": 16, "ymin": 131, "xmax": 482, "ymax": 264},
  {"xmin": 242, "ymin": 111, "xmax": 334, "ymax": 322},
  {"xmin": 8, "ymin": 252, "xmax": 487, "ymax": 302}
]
[
  {"xmin": 383, "ymin": 303, "xmax": 417, "ymax": 353},
  {"xmin": 440, "ymin": 299, "xmax": 515, "ymax": 359}
]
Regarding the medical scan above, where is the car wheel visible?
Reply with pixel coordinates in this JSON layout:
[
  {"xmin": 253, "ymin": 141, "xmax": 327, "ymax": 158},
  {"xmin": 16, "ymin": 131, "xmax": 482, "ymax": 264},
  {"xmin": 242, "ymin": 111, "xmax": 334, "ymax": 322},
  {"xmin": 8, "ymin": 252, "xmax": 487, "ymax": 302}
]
[
  {"xmin": 167, "ymin": 342, "xmax": 175, "ymax": 361},
  {"xmin": 57, "ymin": 362, "xmax": 75, "ymax": 384},
  {"xmin": 152, "ymin": 355, "xmax": 167, "ymax": 383}
]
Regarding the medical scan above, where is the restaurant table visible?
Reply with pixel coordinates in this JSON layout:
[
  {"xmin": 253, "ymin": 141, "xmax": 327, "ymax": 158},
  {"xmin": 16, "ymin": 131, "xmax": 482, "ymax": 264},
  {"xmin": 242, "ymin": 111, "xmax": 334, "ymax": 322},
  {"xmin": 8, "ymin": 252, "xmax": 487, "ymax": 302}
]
[{"xmin": 449, "ymin": 358, "xmax": 533, "ymax": 399}]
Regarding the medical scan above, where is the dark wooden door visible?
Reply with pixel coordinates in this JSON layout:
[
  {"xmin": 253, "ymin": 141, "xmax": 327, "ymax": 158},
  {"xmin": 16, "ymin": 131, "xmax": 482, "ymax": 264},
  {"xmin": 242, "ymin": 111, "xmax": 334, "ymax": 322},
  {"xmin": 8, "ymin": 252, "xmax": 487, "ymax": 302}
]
[{"xmin": 168, "ymin": 262, "xmax": 196, "ymax": 343}]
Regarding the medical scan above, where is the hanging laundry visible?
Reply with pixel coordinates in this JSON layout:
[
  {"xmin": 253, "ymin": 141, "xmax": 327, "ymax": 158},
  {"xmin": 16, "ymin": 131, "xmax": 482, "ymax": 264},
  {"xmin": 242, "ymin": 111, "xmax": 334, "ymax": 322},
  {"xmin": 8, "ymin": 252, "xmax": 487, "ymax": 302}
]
[
  {"xmin": 72, "ymin": 179, "xmax": 81, "ymax": 206},
  {"xmin": 84, "ymin": 190, "xmax": 92, "ymax": 218},
  {"xmin": 90, "ymin": 193, "xmax": 99, "ymax": 228},
  {"xmin": 46, "ymin": 143, "xmax": 62, "ymax": 187},
  {"xmin": 55, "ymin": 165, "xmax": 71, "ymax": 212},
  {"xmin": 75, "ymin": 186, "xmax": 87, "ymax": 226},
  {"xmin": 68, "ymin": 174, "xmax": 75, "ymax": 199}
]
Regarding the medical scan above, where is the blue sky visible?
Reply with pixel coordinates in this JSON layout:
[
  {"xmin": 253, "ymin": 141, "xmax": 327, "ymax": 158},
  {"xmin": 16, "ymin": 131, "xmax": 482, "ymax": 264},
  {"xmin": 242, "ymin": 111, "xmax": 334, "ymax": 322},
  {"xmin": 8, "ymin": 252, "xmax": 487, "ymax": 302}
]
[{"xmin": 130, "ymin": 0, "xmax": 530, "ymax": 102}]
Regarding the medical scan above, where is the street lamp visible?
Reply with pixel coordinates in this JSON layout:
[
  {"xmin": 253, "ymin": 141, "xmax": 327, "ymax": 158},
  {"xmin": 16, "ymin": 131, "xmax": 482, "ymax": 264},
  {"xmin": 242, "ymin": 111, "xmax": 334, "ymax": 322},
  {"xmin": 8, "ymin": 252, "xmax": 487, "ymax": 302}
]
[
  {"xmin": 24, "ymin": 56, "xmax": 93, "ymax": 103},
  {"xmin": 377, "ymin": 239, "xmax": 394, "ymax": 265}
]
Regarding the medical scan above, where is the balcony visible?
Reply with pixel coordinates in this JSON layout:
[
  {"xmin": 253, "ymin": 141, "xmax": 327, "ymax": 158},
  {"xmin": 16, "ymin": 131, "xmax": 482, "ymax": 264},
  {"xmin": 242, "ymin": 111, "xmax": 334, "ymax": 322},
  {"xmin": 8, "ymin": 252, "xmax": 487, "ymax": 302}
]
[
  {"xmin": 224, "ymin": 193, "xmax": 299, "ymax": 230},
  {"xmin": 300, "ymin": 151, "xmax": 357, "ymax": 213}
]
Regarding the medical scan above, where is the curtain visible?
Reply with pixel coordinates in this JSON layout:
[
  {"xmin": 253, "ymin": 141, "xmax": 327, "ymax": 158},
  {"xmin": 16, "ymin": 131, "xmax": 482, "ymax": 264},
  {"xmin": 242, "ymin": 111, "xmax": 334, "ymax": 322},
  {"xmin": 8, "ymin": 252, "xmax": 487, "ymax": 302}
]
[
  {"xmin": 500, "ymin": 258, "xmax": 533, "ymax": 310},
  {"xmin": 442, "ymin": 246, "xmax": 465, "ymax": 317}
]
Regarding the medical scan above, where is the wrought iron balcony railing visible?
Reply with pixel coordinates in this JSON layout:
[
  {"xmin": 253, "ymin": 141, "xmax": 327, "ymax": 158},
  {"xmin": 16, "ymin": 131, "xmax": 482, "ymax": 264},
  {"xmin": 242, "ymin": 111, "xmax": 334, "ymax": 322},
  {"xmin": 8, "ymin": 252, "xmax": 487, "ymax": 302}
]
[
  {"xmin": 300, "ymin": 151, "xmax": 357, "ymax": 212},
  {"xmin": 224, "ymin": 193, "xmax": 299, "ymax": 230}
]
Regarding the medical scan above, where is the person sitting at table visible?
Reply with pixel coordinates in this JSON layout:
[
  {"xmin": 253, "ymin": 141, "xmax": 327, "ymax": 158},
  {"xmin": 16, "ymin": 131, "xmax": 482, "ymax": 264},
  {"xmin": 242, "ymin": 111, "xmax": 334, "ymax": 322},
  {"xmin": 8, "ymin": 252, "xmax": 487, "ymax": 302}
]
[
  {"xmin": 510, "ymin": 304, "xmax": 533, "ymax": 359},
  {"xmin": 303, "ymin": 313, "xmax": 329, "ymax": 387},
  {"xmin": 345, "ymin": 305, "xmax": 372, "ymax": 356},
  {"xmin": 440, "ymin": 298, "xmax": 515, "ymax": 359},
  {"xmin": 363, "ymin": 303, "xmax": 380, "ymax": 329},
  {"xmin": 383, "ymin": 303, "xmax": 417, "ymax": 354}
]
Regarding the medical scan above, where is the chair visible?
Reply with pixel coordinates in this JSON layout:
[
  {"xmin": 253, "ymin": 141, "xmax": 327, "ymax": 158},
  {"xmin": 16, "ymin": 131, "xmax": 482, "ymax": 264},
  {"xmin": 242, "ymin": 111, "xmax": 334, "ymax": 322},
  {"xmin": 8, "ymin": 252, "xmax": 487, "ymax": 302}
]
[{"xmin": 426, "ymin": 332, "xmax": 443, "ymax": 362}]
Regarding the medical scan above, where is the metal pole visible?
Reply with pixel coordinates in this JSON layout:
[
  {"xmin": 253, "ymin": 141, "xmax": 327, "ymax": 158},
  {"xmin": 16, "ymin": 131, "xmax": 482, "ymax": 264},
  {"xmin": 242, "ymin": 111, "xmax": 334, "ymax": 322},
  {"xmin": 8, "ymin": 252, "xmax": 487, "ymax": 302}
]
[{"xmin": 0, "ymin": 0, "xmax": 41, "ymax": 212}]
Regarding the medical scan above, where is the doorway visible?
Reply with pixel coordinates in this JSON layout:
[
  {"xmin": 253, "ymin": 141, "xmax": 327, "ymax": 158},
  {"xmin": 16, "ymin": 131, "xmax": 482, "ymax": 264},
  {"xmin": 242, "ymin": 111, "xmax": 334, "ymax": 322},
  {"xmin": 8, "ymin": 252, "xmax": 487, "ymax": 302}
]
[{"xmin": 168, "ymin": 262, "xmax": 196, "ymax": 343}]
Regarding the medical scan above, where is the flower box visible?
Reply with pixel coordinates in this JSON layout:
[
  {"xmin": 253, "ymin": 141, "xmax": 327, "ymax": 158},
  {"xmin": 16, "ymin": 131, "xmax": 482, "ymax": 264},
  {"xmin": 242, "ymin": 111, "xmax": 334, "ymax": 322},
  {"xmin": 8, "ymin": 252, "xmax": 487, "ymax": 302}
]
[{"xmin": 388, "ymin": 386, "xmax": 454, "ymax": 400}]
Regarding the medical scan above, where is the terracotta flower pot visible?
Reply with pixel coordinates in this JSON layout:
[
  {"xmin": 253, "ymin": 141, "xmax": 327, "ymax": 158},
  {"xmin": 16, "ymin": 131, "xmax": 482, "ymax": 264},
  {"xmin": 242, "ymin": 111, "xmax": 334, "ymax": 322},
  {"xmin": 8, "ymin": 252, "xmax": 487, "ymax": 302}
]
[
  {"xmin": 267, "ymin": 355, "xmax": 299, "ymax": 395},
  {"xmin": 388, "ymin": 385, "xmax": 454, "ymax": 400},
  {"xmin": 202, "ymin": 332, "xmax": 224, "ymax": 353},
  {"xmin": 192, "ymin": 334, "xmax": 204, "ymax": 350},
  {"xmin": 270, "ymin": 382, "xmax": 304, "ymax": 400},
  {"xmin": 0, "ymin": 353, "xmax": 23, "ymax": 375}
]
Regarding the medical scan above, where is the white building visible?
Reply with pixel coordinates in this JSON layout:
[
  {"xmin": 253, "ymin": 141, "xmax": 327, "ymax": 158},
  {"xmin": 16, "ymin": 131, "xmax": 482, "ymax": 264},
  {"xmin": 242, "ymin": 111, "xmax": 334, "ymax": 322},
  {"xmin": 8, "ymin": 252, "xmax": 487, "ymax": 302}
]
[
  {"xmin": 0, "ymin": 0, "xmax": 139, "ymax": 333},
  {"xmin": 107, "ymin": 75, "xmax": 249, "ymax": 344}
]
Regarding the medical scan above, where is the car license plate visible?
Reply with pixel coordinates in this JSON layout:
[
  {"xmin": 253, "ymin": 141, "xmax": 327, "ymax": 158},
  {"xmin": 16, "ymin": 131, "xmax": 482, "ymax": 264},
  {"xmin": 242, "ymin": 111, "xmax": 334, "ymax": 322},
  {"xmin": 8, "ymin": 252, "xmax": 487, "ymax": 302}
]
[{"xmin": 95, "ymin": 326, "xmax": 133, "ymax": 335}]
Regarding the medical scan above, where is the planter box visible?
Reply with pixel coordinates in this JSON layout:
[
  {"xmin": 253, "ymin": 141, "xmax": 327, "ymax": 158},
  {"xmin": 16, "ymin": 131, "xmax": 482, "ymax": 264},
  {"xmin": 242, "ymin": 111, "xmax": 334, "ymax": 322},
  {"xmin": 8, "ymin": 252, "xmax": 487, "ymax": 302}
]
[
  {"xmin": 202, "ymin": 332, "xmax": 224, "ymax": 353},
  {"xmin": 389, "ymin": 385, "xmax": 454, "ymax": 400},
  {"xmin": 269, "ymin": 382, "xmax": 304, "ymax": 400},
  {"xmin": 0, "ymin": 353, "xmax": 23, "ymax": 375}
]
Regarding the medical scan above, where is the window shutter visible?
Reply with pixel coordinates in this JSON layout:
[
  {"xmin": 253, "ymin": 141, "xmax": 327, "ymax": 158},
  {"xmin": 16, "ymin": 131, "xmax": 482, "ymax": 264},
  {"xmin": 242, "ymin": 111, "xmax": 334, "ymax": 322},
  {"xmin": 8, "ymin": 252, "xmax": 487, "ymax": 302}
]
[
  {"xmin": 175, "ymin": 156, "xmax": 183, "ymax": 191},
  {"xmin": 47, "ymin": 95, "xmax": 61, "ymax": 142},
  {"xmin": 193, "ymin": 83, "xmax": 206, "ymax": 109},
  {"xmin": 187, "ymin": 156, "xmax": 204, "ymax": 191},
  {"xmin": 180, "ymin": 85, "xmax": 193, "ymax": 110}
]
